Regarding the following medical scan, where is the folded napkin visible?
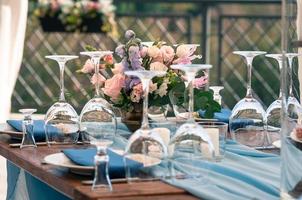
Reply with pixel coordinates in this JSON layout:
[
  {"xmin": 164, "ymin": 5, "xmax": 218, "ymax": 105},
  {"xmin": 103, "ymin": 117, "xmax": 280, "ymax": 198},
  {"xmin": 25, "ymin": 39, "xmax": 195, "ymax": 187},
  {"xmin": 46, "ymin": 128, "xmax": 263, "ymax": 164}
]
[
  {"xmin": 198, "ymin": 108, "xmax": 231, "ymax": 123},
  {"xmin": 7, "ymin": 120, "xmax": 48, "ymax": 141},
  {"xmin": 62, "ymin": 148, "xmax": 143, "ymax": 178}
]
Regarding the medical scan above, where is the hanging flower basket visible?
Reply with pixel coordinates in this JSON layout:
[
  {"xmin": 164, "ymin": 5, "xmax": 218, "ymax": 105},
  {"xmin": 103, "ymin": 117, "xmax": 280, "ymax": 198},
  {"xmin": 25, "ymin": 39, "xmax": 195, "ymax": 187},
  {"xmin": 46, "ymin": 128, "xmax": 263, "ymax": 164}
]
[
  {"xmin": 39, "ymin": 14, "xmax": 104, "ymax": 33},
  {"xmin": 34, "ymin": 0, "xmax": 118, "ymax": 36}
]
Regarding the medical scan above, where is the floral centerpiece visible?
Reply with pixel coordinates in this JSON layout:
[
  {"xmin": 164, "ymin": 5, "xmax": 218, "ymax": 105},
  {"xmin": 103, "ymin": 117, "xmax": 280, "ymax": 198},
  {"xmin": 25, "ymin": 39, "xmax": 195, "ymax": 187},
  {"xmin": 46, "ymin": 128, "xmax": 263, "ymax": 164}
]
[
  {"xmin": 34, "ymin": 0, "xmax": 117, "ymax": 37},
  {"xmin": 79, "ymin": 30, "xmax": 220, "ymax": 125}
]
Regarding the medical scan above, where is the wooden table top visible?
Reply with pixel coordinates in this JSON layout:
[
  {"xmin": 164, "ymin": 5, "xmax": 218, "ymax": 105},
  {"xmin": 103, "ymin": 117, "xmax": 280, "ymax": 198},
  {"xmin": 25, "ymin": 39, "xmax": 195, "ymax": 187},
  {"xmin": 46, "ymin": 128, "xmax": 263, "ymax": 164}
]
[{"xmin": 0, "ymin": 135, "xmax": 196, "ymax": 200}]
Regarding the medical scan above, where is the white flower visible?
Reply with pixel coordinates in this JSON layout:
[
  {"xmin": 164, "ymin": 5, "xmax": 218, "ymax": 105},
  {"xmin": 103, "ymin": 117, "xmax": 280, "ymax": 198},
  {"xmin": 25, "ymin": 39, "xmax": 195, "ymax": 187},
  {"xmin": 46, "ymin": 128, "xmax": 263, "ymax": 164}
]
[
  {"xmin": 156, "ymin": 82, "xmax": 168, "ymax": 97},
  {"xmin": 149, "ymin": 82, "xmax": 158, "ymax": 93},
  {"xmin": 150, "ymin": 62, "xmax": 168, "ymax": 72},
  {"xmin": 147, "ymin": 46, "xmax": 161, "ymax": 58}
]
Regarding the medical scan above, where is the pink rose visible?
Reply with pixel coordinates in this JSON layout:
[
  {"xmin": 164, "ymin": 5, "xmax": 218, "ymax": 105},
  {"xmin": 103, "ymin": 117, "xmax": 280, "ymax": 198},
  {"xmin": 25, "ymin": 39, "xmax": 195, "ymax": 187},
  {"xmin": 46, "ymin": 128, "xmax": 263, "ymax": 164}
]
[
  {"xmin": 112, "ymin": 62, "xmax": 124, "ymax": 74},
  {"xmin": 140, "ymin": 46, "xmax": 148, "ymax": 58},
  {"xmin": 103, "ymin": 54, "xmax": 114, "ymax": 64},
  {"xmin": 147, "ymin": 46, "xmax": 161, "ymax": 58},
  {"xmin": 130, "ymin": 83, "xmax": 143, "ymax": 103},
  {"xmin": 193, "ymin": 75, "xmax": 208, "ymax": 89},
  {"xmin": 160, "ymin": 45, "xmax": 175, "ymax": 63},
  {"xmin": 81, "ymin": 59, "xmax": 94, "ymax": 73},
  {"xmin": 91, "ymin": 73, "xmax": 106, "ymax": 86},
  {"xmin": 102, "ymin": 74, "xmax": 125, "ymax": 100},
  {"xmin": 174, "ymin": 44, "xmax": 201, "ymax": 64},
  {"xmin": 150, "ymin": 62, "xmax": 168, "ymax": 72}
]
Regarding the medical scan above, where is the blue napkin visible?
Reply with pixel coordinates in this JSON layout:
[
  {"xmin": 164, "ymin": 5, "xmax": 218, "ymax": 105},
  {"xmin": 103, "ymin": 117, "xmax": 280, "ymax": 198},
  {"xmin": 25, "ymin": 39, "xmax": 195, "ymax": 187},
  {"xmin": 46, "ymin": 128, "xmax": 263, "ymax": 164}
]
[
  {"xmin": 62, "ymin": 148, "xmax": 143, "ymax": 178},
  {"xmin": 198, "ymin": 108, "xmax": 231, "ymax": 123},
  {"xmin": 7, "ymin": 120, "xmax": 47, "ymax": 141}
]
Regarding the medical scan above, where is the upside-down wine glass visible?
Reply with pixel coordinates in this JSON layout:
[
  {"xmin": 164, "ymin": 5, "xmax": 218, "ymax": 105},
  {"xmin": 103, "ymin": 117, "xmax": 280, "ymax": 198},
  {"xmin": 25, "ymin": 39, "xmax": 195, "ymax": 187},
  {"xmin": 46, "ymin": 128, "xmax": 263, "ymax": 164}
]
[
  {"xmin": 124, "ymin": 70, "xmax": 168, "ymax": 182},
  {"xmin": 168, "ymin": 64, "xmax": 215, "ymax": 180},
  {"xmin": 209, "ymin": 86, "xmax": 224, "ymax": 105},
  {"xmin": 286, "ymin": 53, "xmax": 301, "ymax": 120},
  {"xmin": 44, "ymin": 55, "xmax": 79, "ymax": 145},
  {"xmin": 20, "ymin": 109, "xmax": 37, "ymax": 149},
  {"xmin": 79, "ymin": 51, "xmax": 117, "ymax": 190},
  {"xmin": 265, "ymin": 54, "xmax": 283, "ymax": 144},
  {"xmin": 171, "ymin": 44, "xmax": 202, "ymax": 120},
  {"xmin": 229, "ymin": 51, "xmax": 267, "ymax": 149}
]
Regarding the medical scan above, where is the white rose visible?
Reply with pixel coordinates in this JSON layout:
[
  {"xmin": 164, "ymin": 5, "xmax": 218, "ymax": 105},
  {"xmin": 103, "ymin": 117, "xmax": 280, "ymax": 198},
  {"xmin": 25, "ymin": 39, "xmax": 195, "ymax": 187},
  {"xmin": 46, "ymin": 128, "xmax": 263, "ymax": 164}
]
[
  {"xmin": 150, "ymin": 62, "xmax": 168, "ymax": 72},
  {"xmin": 155, "ymin": 82, "xmax": 168, "ymax": 97},
  {"xmin": 176, "ymin": 45, "xmax": 191, "ymax": 58},
  {"xmin": 147, "ymin": 46, "xmax": 161, "ymax": 58},
  {"xmin": 149, "ymin": 82, "xmax": 158, "ymax": 93}
]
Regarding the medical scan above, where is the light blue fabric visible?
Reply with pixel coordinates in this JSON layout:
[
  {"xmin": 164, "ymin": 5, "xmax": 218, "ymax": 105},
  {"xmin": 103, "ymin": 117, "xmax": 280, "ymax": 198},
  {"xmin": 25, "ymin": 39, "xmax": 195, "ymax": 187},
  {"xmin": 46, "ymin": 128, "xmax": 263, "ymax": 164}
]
[
  {"xmin": 6, "ymin": 122, "xmax": 281, "ymax": 200},
  {"xmin": 163, "ymin": 140, "xmax": 280, "ymax": 200},
  {"xmin": 198, "ymin": 108, "xmax": 231, "ymax": 123}
]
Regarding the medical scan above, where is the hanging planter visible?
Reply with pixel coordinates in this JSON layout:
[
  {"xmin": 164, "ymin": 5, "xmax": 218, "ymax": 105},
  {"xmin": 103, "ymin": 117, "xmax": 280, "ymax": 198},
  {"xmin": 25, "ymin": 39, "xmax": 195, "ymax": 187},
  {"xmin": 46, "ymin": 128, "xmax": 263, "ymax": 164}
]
[
  {"xmin": 34, "ymin": 0, "xmax": 118, "ymax": 36},
  {"xmin": 39, "ymin": 14, "xmax": 104, "ymax": 33}
]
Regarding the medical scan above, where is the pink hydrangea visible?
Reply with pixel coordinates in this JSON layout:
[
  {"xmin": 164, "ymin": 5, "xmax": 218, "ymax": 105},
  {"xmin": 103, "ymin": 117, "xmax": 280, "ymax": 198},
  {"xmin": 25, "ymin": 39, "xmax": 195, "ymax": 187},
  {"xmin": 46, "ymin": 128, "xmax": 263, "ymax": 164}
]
[
  {"xmin": 81, "ymin": 59, "xmax": 94, "ymax": 73},
  {"xmin": 102, "ymin": 74, "xmax": 125, "ymax": 100},
  {"xmin": 130, "ymin": 83, "xmax": 143, "ymax": 103}
]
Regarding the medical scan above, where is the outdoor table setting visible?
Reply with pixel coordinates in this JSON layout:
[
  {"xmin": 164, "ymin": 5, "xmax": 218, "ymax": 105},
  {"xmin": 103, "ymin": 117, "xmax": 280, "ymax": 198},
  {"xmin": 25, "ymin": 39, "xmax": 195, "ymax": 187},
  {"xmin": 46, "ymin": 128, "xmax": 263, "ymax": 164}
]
[{"xmin": 0, "ymin": 29, "xmax": 302, "ymax": 200}]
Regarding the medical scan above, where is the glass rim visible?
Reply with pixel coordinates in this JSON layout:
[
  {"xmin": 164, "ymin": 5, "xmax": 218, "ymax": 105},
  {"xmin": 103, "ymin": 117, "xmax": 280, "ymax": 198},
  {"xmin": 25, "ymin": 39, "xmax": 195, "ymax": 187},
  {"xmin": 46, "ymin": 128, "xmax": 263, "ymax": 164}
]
[
  {"xmin": 197, "ymin": 121, "xmax": 228, "ymax": 127},
  {"xmin": 170, "ymin": 64, "xmax": 212, "ymax": 69},
  {"xmin": 233, "ymin": 50, "xmax": 267, "ymax": 55},
  {"xmin": 45, "ymin": 55, "xmax": 78, "ymax": 59}
]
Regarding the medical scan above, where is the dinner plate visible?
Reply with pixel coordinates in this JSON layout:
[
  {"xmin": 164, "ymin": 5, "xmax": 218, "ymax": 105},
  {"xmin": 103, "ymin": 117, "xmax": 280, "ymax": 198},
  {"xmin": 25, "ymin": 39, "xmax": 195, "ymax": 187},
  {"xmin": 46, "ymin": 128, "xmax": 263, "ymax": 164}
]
[
  {"xmin": 43, "ymin": 149, "xmax": 161, "ymax": 176},
  {"xmin": 0, "ymin": 123, "xmax": 23, "ymax": 140}
]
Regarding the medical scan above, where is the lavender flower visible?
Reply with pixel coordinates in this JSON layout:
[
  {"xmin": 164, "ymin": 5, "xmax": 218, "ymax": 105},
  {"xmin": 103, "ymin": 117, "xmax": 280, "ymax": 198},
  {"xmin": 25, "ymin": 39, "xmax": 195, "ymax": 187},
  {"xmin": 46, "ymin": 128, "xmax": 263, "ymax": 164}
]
[
  {"xmin": 125, "ymin": 30, "xmax": 136, "ymax": 40},
  {"xmin": 115, "ymin": 45, "xmax": 125, "ymax": 58},
  {"xmin": 125, "ymin": 78, "xmax": 140, "ymax": 91},
  {"xmin": 128, "ymin": 46, "xmax": 143, "ymax": 70}
]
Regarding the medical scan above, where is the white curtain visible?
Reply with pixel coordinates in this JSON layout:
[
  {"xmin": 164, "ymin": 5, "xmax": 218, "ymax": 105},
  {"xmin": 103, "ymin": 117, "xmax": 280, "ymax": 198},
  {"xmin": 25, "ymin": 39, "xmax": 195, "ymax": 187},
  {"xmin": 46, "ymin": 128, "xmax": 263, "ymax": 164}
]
[
  {"xmin": 0, "ymin": 0, "xmax": 28, "ymax": 123},
  {"xmin": 298, "ymin": 0, "xmax": 302, "ymax": 99}
]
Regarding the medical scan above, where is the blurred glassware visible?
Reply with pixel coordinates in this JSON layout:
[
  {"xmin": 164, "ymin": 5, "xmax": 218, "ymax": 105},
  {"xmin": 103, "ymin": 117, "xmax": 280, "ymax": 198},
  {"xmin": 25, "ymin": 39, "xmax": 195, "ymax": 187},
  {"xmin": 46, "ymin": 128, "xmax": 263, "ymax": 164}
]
[
  {"xmin": 124, "ymin": 70, "xmax": 168, "ymax": 182},
  {"xmin": 79, "ymin": 51, "xmax": 117, "ymax": 190},
  {"xmin": 286, "ymin": 53, "xmax": 302, "ymax": 120},
  {"xmin": 148, "ymin": 105, "xmax": 169, "ymax": 121},
  {"xmin": 210, "ymin": 86, "xmax": 224, "ymax": 105},
  {"xmin": 229, "ymin": 51, "xmax": 267, "ymax": 149},
  {"xmin": 265, "ymin": 54, "xmax": 283, "ymax": 144},
  {"xmin": 20, "ymin": 109, "xmax": 37, "ymax": 149},
  {"xmin": 171, "ymin": 44, "xmax": 202, "ymax": 120},
  {"xmin": 198, "ymin": 122, "xmax": 228, "ymax": 162},
  {"xmin": 168, "ymin": 64, "xmax": 214, "ymax": 180},
  {"xmin": 44, "ymin": 55, "xmax": 79, "ymax": 145}
]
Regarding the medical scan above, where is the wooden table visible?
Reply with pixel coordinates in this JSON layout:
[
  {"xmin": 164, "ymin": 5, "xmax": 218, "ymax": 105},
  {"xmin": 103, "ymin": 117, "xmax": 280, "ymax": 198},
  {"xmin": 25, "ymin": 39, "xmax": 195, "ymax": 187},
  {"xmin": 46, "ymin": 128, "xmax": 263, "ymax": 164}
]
[{"xmin": 0, "ymin": 135, "xmax": 196, "ymax": 200}]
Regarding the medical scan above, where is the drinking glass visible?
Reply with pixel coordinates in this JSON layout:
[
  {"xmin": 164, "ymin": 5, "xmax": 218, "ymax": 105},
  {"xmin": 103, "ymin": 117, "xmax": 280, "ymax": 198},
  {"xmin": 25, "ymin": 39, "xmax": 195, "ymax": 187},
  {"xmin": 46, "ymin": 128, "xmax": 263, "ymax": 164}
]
[
  {"xmin": 210, "ymin": 86, "xmax": 224, "ymax": 105},
  {"xmin": 229, "ymin": 51, "xmax": 267, "ymax": 149},
  {"xmin": 198, "ymin": 122, "xmax": 228, "ymax": 161},
  {"xmin": 124, "ymin": 70, "xmax": 168, "ymax": 181},
  {"xmin": 20, "ymin": 109, "xmax": 37, "ymax": 149},
  {"xmin": 286, "ymin": 53, "xmax": 301, "ymax": 120},
  {"xmin": 79, "ymin": 51, "xmax": 116, "ymax": 190},
  {"xmin": 168, "ymin": 64, "xmax": 215, "ymax": 180},
  {"xmin": 265, "ymin": 54, "xmax": 283, "ymax": 144},
  {"xmin": 44, "ymin": 55, "xmax": 79, "ymax": 145},
  {"xmin": 171, "ymin": 44, "xmax": 202, "ymax": 120}
]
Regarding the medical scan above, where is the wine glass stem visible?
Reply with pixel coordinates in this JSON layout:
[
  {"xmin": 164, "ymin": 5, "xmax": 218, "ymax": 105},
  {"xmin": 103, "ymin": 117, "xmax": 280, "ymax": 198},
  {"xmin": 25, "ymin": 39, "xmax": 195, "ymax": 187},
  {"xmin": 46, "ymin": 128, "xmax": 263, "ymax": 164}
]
[
  {"xmin": 141, "ymin": 79, "xmax": 150, "ymax": 129},
  {"xmin": 278, "ymin": 59, "xmax": 283, "ymax": 98},
  {"xmin": 92, "ymin": 57, "xmax": 101, "ymax": 98},
  {"xmin": 58, "ymin": 61, "xmax": 66, "ymax": 102},
  {"xmin": 288, "ymin": 58, "xmax": 293, "ymax": 96},
  {"xmin": 246, "ymin": 59, "xmax": 253, "ymax": 98},
  {"xmin": 187, "ymin": 74, "xmax": 195, "ymax": 122}
]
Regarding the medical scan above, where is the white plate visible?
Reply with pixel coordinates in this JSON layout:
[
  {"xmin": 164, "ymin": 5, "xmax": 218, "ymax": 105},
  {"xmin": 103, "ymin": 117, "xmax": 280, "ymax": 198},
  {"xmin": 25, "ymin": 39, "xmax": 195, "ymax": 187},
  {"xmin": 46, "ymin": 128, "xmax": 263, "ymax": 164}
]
[
  {"xmin": 43, "ymin": 149, "xmax": 161, "ymax": 176},
  {"xmin": 272, "ymin": 140, "xmax": 281, "ymax": 148}
]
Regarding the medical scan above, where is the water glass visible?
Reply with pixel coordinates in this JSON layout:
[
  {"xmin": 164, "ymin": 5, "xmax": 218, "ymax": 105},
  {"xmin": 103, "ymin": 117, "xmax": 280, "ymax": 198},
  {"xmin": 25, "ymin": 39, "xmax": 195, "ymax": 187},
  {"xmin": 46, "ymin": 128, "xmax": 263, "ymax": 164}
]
[{"xmin": 198, "ymin": 122, "xmax": 228, "ymax": 161}]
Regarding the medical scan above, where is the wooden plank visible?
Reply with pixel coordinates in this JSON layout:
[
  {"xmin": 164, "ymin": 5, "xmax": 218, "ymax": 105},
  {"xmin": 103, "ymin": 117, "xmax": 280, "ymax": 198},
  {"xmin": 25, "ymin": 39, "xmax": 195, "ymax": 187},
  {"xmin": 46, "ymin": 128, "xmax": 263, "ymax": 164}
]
[{"xmin": 0, "ymin": 135, "xmax": 196, "ymax": 200}]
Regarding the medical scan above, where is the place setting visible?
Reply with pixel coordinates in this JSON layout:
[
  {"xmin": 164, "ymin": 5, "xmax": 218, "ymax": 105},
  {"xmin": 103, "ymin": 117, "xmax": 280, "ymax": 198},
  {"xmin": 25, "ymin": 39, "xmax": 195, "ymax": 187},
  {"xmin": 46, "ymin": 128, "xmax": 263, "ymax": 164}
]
[{"xmin": 1, "ymin": 0, "xmax": 302, "ymax": 198}]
